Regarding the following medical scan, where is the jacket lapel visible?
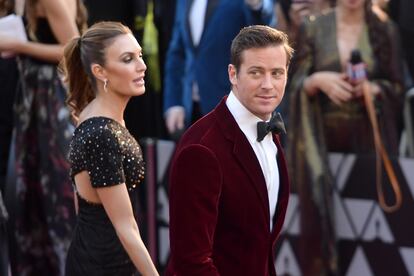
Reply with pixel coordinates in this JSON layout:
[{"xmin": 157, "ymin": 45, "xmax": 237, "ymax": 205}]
[
  {"xmin": 185, "ymin": 0, "xmax": 195, "ymax": 49},
  {"xmin": 203, "ymin": 0, "xmax": 219, "ymax": 33},
  {"xmin": 186, "ymin": 0, "xmax": 220, "ymax": 49},
  {"xmin": 271, "ymin": 134, "xmax": 290, "ymax": 237},
  {"xmin": 214, "ymin": 98, "xmax": 270, "ymax": 222},
  {"xmin": 233, "ymin": 131, "xmax": 271, "ymax": 220}
]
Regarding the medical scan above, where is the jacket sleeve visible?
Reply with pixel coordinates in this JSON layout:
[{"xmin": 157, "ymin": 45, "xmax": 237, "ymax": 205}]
[
  {"xmin": 168, "ymin": 144, "xmax": 222, "ymax": 275},
  {"xmin": 163, "ymin": 0, "xmax": 186, "ymax": 112}
]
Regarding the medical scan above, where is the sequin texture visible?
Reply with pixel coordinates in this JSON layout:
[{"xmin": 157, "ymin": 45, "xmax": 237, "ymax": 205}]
[
  {"xmin": 68, "ymin": 117, "xmax": 145, "ymax": 193},
  {"xmin": 65, "ymin": 117, "xmax": 144, "ymax": 274}
]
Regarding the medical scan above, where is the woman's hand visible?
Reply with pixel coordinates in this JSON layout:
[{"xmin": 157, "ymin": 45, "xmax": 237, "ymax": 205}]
[
  {"xmin": 304, "ymin": 71, "xmax": 355, "ymax": 105},
  {"xmin": 289, "ymin": 1, "xmax": 312, "ymax": 29},
  {"xmin": 352, "ymin": 81, "xmax": 381, "ymax": 99}
]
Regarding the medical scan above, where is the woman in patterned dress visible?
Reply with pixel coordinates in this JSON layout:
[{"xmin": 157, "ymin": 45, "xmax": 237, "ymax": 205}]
[{"xmin": 0, "ymin": 0, "xmax": 86, "ymax": 274}]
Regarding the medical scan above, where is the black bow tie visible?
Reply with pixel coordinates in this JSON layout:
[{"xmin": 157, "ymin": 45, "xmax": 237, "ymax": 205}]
[{"xmin": 257, "ymin": 112, "xmax": 286, "ymax": 142}]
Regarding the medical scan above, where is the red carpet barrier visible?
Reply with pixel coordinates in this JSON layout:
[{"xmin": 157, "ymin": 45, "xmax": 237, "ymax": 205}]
[
  {"xmin": 140, "ymin": 139, "xmax": 175, "ymax": 272},
  {"xmin": 276, "ymin": 153, "xmax": 414, "ymax": 276}
]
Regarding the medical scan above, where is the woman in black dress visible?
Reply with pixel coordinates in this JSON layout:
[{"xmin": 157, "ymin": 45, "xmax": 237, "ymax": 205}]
[{"xmin": 61, "ymin": 21, "xmax": 159, "ymax": 275}]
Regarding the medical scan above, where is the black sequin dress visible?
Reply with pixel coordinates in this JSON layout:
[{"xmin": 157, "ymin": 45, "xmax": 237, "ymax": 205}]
[{"xmin": 65, "ymin": 117, "xmax": 145, "ymax": 275}]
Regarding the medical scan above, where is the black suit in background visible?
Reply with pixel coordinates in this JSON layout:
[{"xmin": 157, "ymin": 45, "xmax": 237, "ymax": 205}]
[
  {"xmin": 0, "ymin": 58, "xmax": 18, "ymax": 194},
  {"xmin": 1, "ymin": 5, "xmax": 18, "ymax": 276},
  {"xmin": 84, "ymin": 0, "xmax": 141, "ymax": 38},
  {"xmin": 154, "ymin": 0, "xmax": 176, "ymax": 89},
  {"xmin": 0, "ymin": 56, "xmax": 19, "ymax": 276},
  {"xmin": 389, "ymin": 0, "xmax": 414, "ymax": 86}
]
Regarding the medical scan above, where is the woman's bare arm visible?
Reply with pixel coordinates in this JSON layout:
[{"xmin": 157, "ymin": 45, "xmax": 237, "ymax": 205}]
[
  {"xmin": 0, "ymin": 0, "xmax": 79, "ymax": 62},
  {"xmin": 96, "ymin": 184, "xmax": 159, "ymax": 276}
]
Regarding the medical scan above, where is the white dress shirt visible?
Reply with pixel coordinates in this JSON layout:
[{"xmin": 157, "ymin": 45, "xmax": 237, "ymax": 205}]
[
  {"xmin": 226, "ymin": 91, "xmax": 280, "ymax": 231},
  {"xmin": 189, "ymin": 0, "xmax": 208, "ymax": 46}
]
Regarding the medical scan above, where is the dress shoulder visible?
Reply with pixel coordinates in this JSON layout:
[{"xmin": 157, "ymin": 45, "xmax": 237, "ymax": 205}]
[{"xmin": 70, "ymin": 117, "xmax": 126, "ymax": 188}]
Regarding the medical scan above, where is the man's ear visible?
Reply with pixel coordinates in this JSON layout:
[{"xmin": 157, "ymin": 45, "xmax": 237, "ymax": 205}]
[
  {"xmin": 91, "ymin": 63, "xmax": 106, "ymax": 82},
  {"xmin": 228, "ymin": 64, "xmax": 237, "ymax": 86}
]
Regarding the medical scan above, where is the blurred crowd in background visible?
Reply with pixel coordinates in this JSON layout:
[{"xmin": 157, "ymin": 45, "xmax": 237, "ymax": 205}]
[{"xmin": 0, "ymin": 0, "xmax": 413, "ymax": 275}]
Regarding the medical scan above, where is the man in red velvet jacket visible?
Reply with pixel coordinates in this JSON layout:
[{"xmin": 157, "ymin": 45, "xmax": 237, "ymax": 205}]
[{"xmin": 167, "ymin": 25, "xmax": 293, "ymax": 276}]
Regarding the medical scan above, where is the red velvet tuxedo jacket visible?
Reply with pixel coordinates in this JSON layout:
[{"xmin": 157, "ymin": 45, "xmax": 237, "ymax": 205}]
[{"xmin": 166, "ymin": 97, "xmax": 290, "ymax": 276}]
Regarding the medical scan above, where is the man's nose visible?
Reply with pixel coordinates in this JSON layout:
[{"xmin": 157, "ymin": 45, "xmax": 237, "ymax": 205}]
[{"xmin": 261, "ymin": 74, "xmax": 273, "ymax": 89}]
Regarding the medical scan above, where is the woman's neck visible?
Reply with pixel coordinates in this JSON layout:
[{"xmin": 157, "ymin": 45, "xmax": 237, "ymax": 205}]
[{"xmin": 81, "ymin": 92, "xmax": 130, "ymax": 127}]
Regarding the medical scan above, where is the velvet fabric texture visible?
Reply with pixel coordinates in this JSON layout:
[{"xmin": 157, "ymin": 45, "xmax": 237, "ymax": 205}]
[{"xmin": 166, "ymin": 97, "xmax": 290, "ymax": 276}]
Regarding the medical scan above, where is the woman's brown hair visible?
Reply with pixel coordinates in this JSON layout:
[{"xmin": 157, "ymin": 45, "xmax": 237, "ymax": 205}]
[{"xmin": 60, "ymin": 21, "xmax": 132, "ymax": 123}]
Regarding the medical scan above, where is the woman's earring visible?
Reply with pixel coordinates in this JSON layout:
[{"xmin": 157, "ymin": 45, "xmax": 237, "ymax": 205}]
[{"xmin": 103, "ymin": 79, "xmax": 108, "ymax": 93}]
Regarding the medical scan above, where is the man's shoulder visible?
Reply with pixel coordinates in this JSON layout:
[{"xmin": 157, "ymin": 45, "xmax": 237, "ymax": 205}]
[
  {"xmin": 177, "ymin": 98, "xmax": 235, "ymax": 150},
  {"xmin": 179, "ymin": 112, "xmax": 222, "ymax": 147}
]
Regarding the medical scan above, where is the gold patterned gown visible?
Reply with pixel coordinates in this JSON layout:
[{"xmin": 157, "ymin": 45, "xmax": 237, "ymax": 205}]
[{"xmin": 286, "ymin": 9, "xmax": 404, "ymax": 276}]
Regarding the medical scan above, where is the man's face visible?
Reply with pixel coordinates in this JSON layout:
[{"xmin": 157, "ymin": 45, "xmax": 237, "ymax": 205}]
[{"xmin": 228, "ymin": 45, "xmax": 288, "ymax": 121}]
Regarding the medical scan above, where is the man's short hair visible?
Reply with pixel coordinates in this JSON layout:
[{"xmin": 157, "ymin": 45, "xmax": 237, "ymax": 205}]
[{"xmin": 230, "ymin": 25, "xmax": 294, "ymax": 72}]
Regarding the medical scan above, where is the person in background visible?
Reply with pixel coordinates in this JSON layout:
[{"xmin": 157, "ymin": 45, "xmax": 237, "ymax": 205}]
[
  {"xmin": 275, "ymin": 0, "xmax": 334, "ymax": 44},
  {"xmin": 0, "ymin": 0, "xmax": 87, "ymax": 274},
  {"xmin": 287, "ymin": 0, "xmax": 404, "ymax": 274},
  {"xmin": 163, "ymin": 0, "xmax": 275, "ymax": 139},
  {"xmin": 389, "ymin": 0, "xmax": 414, "ymax": 86},
  {"xmin": 0, "ymin": 0, "xmax": 19, "ymax": 274},
  {"xmin": 61, "ymin": 21, "xmax": 159, "ymax": 276},
  {"xmin": 167, "ymin": 25, "xmax": 292, "ymax": 275},
  {"xmin": 274, "ymin": 0, "xmax": 335, "ymax": 138}
]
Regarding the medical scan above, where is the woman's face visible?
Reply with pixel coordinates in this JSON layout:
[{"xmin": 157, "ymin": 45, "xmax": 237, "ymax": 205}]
[
  {"xmin": 102, "ymin": 33, "xmax": 147, "ymax": 97},
  {"xmin": 338, "ymin": 0, "xmax": 366, "ymax": 10}
]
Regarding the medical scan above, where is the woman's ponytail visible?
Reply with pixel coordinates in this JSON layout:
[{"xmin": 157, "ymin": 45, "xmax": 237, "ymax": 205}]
[
  {"xmin": 61, "ymin": 37, "xmax": 95, "ymax": 124},
  {"xmin": 60, "ymin": 22, "xmax": 133, "ymax": 124}
]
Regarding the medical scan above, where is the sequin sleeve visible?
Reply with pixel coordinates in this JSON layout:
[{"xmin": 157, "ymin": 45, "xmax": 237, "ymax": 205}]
[{"xmin": 84, "ymin": 128, "xmax": 126, "ymax": 188}]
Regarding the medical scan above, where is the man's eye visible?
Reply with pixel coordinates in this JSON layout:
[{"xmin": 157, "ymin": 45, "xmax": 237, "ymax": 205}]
[{"xmin": 273, "ymin": 71, "xmax": 284, "ymax": 77}]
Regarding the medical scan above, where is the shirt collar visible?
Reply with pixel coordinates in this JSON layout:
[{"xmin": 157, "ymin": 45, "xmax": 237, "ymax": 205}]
[{"xmin": 226, "ymin": 91, "xmax": 271, "ymax": 143}]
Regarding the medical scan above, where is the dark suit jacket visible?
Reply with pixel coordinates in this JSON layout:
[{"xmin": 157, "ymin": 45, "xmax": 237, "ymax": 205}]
[
  {"xmin": 163, "ymin": 0, "xmax": 274, "ymax": 122},
  {"xmin": 167, "ymin": 97, "xmax": 290, "ymax": 276}
]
